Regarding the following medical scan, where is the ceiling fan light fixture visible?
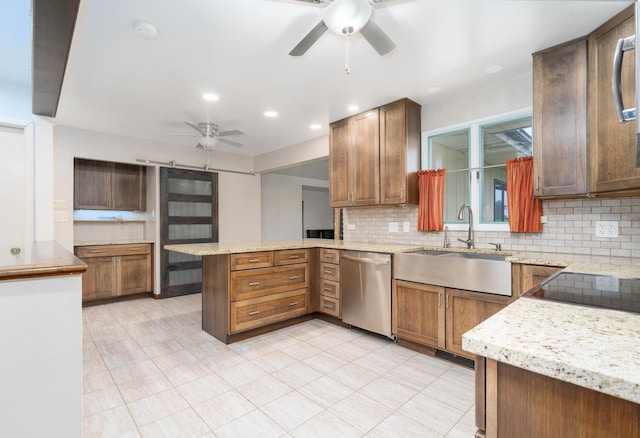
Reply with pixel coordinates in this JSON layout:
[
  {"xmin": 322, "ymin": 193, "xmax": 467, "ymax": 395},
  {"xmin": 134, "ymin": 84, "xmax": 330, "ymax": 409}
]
[
  {"xmin": 199, "ymin": 135, "xmax": 218, "ymax": 148},
  {"xmin": 324, "ymin": 0, "xmax": 372, "ymax": 35}
]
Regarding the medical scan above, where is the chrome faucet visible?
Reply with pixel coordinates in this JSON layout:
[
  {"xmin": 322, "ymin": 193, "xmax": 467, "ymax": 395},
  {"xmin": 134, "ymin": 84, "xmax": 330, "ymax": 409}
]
[
  {"xmin": 457, "ymin": 204, "xmax": 474, "ymax": 249},
  {"xmin": 443, "ymin": 226, "xmax": 450, "ymax": 248}
]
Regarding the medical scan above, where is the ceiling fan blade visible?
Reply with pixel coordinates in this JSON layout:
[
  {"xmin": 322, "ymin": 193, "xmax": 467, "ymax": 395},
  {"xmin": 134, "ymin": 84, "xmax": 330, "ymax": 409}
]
[
  {"xmin": 184, "ymin": 121, "xmax": 205, "ymax": 134},
  {"xmin": 217, "ymin": 129, "xmax": 244, "ymax": 137},
  {"xmin": 218, "ymin": 137, "xmax": 243, "ymax": 147},
  {"xmin": 166, "ymin": 133, "xmax": 198, "ymax": 136},
  {"xmin": 289, "ymin": 21, "xmax": 328, "ymax": 56},
  {"xmin": 292, "ymin": 0, "xmax": 328, "ymax": 4},
  {"xmin": 360, "ymin": 20, "xmax": 395, "ymax": 55}
]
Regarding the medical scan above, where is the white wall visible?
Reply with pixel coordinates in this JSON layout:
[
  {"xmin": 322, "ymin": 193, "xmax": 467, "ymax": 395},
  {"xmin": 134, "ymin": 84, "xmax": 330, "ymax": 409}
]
[
  {"xmin": 254, "ymin": 136, "xmax": 329, "ymax": 173},
  {"xmin": 302, "ymin": 188, "xmax": 333, "ymax": 232},
  {"xmin": 261, "ymin": 173, "xmax": 329, "ymax": 240},
  {"xmin": 54, "ymin": 125, "xmax": 261, "ymax": 251}
]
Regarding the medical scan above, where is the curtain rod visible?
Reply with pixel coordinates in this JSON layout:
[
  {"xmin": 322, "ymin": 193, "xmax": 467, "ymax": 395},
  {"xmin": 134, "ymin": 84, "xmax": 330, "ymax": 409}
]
[
  {"xmin": 136, "ymin": 159, "xmax": 256, "ymax": 176},
  {"xmin": 444, "ymin": 163, "xmax": 506, "ymax": 174}
]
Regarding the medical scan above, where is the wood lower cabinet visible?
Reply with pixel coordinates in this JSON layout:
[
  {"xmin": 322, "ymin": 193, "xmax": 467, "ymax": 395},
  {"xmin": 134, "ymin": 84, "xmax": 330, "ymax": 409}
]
[
  {"xmin": 204, "ymin": 249, "xmax": 311, "ymax": 342},
  {"xmin": 445, "ymin": 289, "xmax": 509, "ymax": 359},
  {"xmin": 533, "ymin": 38, "xmax": 588, "ymax": 198},
  {"xmin": 74, "ymin": 158, "xmax": 146, "ymax": 211},
  {"xmin": 75, "ymin": 243, "xmax": 153, "ymax": 302},
  {"xmin": 478, "ymin": 358, "xmax": 640, "ymax": 438},
  {"xmin": 318, "ymin": 248, "xmax": 340, "ymax": 318},
  {"xmin": 393, "ymin": 280, "xmax": 445, "ymax": 349},
  {"xmin": 393, "ymin": 280, "xmax": 508, "ymax": 360}
]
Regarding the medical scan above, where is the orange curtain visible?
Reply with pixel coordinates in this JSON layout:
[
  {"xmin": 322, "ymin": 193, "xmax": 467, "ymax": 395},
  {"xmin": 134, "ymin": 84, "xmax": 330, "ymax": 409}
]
[
  {"xmin": 506, "ymin": 156, "xmax": 543, "ymax": 233},
  {"xmin": 417, "ymin": 169, "xmax": 446, "ymax": 231}
]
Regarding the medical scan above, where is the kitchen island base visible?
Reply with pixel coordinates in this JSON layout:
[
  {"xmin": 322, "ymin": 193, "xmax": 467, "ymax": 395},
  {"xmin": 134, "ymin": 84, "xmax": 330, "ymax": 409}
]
[{"xmin": 478, "ymin": 358, "xmax": 640, "ymax": 438}]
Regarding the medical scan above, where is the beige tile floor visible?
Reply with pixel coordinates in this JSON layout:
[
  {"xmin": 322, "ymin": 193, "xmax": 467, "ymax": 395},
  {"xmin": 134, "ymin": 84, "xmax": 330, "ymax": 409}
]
[{"xmin": 82, "ymin": 294, "xmax": 476, "ymax": 437}]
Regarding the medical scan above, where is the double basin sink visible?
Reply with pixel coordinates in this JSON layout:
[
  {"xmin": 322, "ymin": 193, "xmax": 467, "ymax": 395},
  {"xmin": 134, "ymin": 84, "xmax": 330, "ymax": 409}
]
[{"xmin": 394, "ymin": 249, "xmax": 512, "ymax": 296}]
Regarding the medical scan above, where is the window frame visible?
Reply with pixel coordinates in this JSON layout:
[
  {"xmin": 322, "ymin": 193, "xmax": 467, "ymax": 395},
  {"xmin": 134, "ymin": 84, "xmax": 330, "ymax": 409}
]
[{"xmin": 421, "ymin": 107, "xmax": 532, "ymax": 232}]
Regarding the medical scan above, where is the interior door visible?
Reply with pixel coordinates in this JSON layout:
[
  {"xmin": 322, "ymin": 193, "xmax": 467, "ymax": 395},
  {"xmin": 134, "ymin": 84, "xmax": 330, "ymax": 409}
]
[
  {"xmin": 0, "ymin": 123, "xmax": 33, "ymax": 265},
  {"xmin": 160, "ymin": 167, "xmax": 218, "ymax": 298}
]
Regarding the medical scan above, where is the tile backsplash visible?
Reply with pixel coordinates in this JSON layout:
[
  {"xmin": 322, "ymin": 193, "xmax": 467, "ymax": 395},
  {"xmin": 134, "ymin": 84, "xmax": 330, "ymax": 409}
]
[{"xmin": 343, "ymin": 197, "xmax": 640, "ymax": 257}]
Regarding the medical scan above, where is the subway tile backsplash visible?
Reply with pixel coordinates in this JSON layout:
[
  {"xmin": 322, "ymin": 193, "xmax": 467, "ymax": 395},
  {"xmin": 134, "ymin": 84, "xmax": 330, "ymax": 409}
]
[{"xmin": 342, "ymin": 197, "xmax": 640, "ymax": 257}]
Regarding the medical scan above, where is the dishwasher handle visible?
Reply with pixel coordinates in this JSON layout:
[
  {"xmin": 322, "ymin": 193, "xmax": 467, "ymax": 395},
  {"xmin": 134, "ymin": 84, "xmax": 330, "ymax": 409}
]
[{"xmin": 341, "ymin": 254, "xmax": 390, "ymax": 265}]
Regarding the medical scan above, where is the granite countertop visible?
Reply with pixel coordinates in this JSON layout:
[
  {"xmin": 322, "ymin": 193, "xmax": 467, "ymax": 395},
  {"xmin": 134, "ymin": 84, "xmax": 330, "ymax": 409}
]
[
  {"xmin": 463, "ymin": 298, "xmax": 640, "ymax": 404},
  {"xmin": 0, "ymin": 241, "xmax": 87, "ymax": 280},
  {"xmin": 74, "ymin": 240, "xmax": 154, "ymax": 247},
  {"xmin": 164, "ymin": 239, "xmax": 424, "ymax": 255}
]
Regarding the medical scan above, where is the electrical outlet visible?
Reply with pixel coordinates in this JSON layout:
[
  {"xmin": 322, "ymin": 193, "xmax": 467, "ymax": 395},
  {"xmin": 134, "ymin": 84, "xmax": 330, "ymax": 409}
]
[
  {"xmin": 403, "ymin": 222, "xmax": 410, "ymax": 232},
  {"xmin": 540, "ymin": 215, "xmax": 548, "ymax": 224},
  {"xmin": 389, "ymin": 222, "xmax": 399, "ymax": 233},
  {"xmin": 595, "ymin": 221, "xmax": 618, "ymax": 238},
  {"xmin": 348, "ymin": 223, "xmax": 356, "ymax": 230}
]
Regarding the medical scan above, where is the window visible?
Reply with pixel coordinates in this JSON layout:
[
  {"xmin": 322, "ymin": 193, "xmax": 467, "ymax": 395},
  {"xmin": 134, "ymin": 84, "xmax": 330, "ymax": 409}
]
[{"xmin": 424, "ymin": 113, "xmax": 532, "ymax": 229}]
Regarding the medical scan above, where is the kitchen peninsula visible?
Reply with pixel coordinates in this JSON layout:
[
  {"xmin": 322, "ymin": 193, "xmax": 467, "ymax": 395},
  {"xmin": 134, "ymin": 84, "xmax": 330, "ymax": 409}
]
[{"xmin": 165, "ymin": 239, "xmax": 423, "ymax": 343}]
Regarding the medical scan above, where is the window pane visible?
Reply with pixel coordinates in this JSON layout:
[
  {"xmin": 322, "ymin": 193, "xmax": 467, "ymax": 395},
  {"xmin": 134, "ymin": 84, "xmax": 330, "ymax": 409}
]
[
  {"xmin": 429, "ymin": 129, "xmax": 470, "ymax": 223},
  {"xmin": 168, "ymin": 178, "xmax": 212, "ymax": 196},
  {"xmin": 168, "ymin": 224, "xmax": 212, "ymax": 240},
  {"xmin": 480, "ymin": 116, "xmax": 532, "ymax": 223},
  {"xmin": 168, "ymin": 201, "xmax": 212, "ymax": 217}
]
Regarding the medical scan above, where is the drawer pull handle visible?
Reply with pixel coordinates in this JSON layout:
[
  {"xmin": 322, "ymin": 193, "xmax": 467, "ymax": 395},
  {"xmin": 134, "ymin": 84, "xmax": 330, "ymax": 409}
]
[
  {"xmin": 289, "ymin": 255, "xmax": 299, "ymax": 259},
  {"xmin": 249, "ymin": 310, "xmax": 260, "ymax": 316},
  {"xmin": 248, "ymin": 259, "xmax": 261, "ymax": 263},
  {"xmin": 289, "ymin": 302, "xmax": 299, "ymax": 306},
  {"xmin": 324, "ymin": 303, "xmax": 334, "ymax": 309},
  {"xmin": 89, "ymin": 250, "xmax": 103, "ymax": 253},
  {"xmin": 325, "ymin": 254, "xmax": 335, "ymax": 259},
  {"xmin": 323, "ymin": 287, "xmax": 333, "ymax": 292},
  {"xmin": 289, "ymin": 276, "xmax": 300, "ymax": 280},
  {"xmin": 323, "ymin": 270, "xmax": 333, "ymax": 275},
  {"xmin": 249, "ymin": 282, "xmax": 260, "ymax": 286}
]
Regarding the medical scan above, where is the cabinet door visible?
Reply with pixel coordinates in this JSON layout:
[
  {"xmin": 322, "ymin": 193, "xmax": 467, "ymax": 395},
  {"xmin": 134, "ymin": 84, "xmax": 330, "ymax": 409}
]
[
  {"xmin": 380, "ymin": 99, "xmax": 421, "ymax": 205},
  {"xmin": 81, "ymin": 256, "xmax": 118, "ymax": 300},
  {"xmin": 393, "ymin": 280, "xmax": 445, "ymax": 349},
  {"xmin": 74, "ymin": 159, "xmax": 110, "ymax": 209},
  {"xmin": 519, "ymin": 264, "xmax": 562, "ymax": 296},
  {"xmin": 533, "ymin": 38, "xmax": 588, "ymax": 198},
  {"xmin": 589, "ymin": 6, "xmax": 640, "ymax": 194},
  {"xmin": 329, "ymin": 118, "xmax": 351, "ymax": 207},
  {"xmin": 111, "ymin": 163, "xmax": 146, "ymax": 211},
  {"xmin": 119, "ymin": 254, "xmax": 153, "ymax": 295},
  {"xmin": 352, "ymin": 109, "xmax": 380, "ymax": 206},
  {"xmin": 445, "ymin": 289, "xmax": 508, "ymax": 359}
]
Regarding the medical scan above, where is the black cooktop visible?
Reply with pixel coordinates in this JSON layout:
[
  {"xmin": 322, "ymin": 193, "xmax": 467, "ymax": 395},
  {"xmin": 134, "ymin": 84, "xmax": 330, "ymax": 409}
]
[{"xmin": 523, "ymin": 271, "xmax": 640, "ymax": 314}]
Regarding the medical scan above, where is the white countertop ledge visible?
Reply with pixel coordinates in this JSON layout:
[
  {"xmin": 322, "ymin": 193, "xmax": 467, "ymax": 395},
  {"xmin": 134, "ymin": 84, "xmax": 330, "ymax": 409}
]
[{"xmin": 463, "ymin": 297, "xmax": 640, "ymax": 404}]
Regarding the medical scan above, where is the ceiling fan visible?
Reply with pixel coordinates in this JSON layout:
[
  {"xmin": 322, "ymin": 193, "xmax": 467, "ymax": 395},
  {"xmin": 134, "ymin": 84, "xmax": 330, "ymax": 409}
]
[
  {"xmin": 289, "ymin": 0, "xmax": 396, "ymax": 57},
  {"xmin": 169, "ymin": 121, "xmax": 244, "ymax": 149}
]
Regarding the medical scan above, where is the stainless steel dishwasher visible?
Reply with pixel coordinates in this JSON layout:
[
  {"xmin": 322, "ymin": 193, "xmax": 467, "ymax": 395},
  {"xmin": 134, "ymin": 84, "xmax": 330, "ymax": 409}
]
[{"xmin": 340, "ymin": 250, "xmax": 393, "ymax": 339}]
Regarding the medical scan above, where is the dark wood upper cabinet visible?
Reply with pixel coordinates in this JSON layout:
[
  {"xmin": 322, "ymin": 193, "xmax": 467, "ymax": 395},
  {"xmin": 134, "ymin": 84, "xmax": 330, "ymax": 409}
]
[
  {"xmin": 329, "ymin": 98, "xmax": 421, "ymax": 208},
  {"xmin": 588, "ymin": 5, "xmax": 640, "ymax": 195},
  {"xmin": 533, "ymin": 38, "xmax": 588, "ymax": 198},
  {"xmin": 74, "ymin": 158, "xmax": 146, "ymax": 211}
]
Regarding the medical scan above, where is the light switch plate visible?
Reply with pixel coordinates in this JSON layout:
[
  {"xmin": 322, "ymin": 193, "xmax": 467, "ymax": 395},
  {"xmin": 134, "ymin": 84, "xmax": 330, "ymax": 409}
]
[
  {"xmin": 595, "ymin": 221, "xmax": 618, "ymax": 238},
  {"xmin": 403, "ymin": 222, "xmax": 410, "ymax": 232},
  {"xmin": 389, "ymin": 222, "xmax": 399, "ymax": 233},
  {"xmin": 347, "ymin": 223, "xmax": 356, "ymax": 230}
]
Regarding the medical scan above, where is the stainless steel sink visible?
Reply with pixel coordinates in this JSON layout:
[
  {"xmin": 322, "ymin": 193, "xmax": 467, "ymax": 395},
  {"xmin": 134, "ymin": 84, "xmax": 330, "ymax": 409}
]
[{"xmin": 393, "ymin": 249, "xmax": 512, "ymax": 296}]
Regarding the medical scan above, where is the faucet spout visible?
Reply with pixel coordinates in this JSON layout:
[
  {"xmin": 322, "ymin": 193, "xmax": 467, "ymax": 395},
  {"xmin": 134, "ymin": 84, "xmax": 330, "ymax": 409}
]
[{"xmin": 457, "ymin": 204, "xmax": 474, "ymax": 249}]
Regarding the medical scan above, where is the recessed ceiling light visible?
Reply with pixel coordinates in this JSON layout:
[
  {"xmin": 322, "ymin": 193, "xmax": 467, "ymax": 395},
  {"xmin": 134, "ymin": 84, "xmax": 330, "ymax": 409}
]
[
  {"xmin": 133, "ymin": 20, "xmax": 157, "ymax": 40},
  {"xmin": 484, "ymin": 64, "xmax": 503, "ymax": 74},
  {"xmin": 264, "ymin": 111, "xmax": 278, "ymax": 118},
  {"xmin": 310, "ymin": 124, "xmax": 321, "ymax": 130},
  {"xmin": 427, "ymin": 86, "xmax": 441, "ymax": 94},
  {"xmin": 348, "ymin": 105, "xmax": 359, "ymax": 112},
  {"xmin": 202, "ymin": 93, "xmax": 219, "ymax": 101}
]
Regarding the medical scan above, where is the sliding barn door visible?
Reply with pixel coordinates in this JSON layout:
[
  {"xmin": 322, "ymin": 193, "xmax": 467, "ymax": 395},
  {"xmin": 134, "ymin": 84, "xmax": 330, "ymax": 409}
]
[{"xmin": 160, "ymin": 168, "xmax": 218, "ymax": 298}]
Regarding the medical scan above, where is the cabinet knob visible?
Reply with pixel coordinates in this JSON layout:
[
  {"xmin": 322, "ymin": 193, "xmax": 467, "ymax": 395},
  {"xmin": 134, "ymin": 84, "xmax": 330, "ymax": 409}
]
[{"xmin": 10, "ymin": 247, "xmax": 21, "ymax": 255}]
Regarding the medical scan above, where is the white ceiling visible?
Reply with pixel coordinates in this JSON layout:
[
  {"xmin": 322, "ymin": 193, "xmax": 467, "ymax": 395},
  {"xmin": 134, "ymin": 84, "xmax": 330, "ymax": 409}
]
[{"xmin": 2, "ymin": 0, "xmax": 633, "ymax": 166}]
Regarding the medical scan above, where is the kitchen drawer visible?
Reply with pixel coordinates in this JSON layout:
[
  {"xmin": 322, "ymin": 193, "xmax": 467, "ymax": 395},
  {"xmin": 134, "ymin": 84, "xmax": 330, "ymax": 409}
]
[
  {"xmin": 320, "ymin": 262, "xmax": 340, "ymax": 282},
  {"xmin": 319, "ymin": 295, "xmax": 340, "ymax": 318},
  {"xmin": 231, "ymin": 289, "xmax": 308, "ymax": 333},
  {"xmin": 230, "ymin": 251, "xmax": 274, "ymax": 271},
  {"xmin": 231, "ymin": 264, "xmax": 308, "ymax": 301},
  {"xmin": 319, "ymin": 278, "xmax": 340, "ymax": 299},
  {"xmin": 320, "ymin": 248, "xmax": 340, "ymax": 264},
  {"xmin": 75, "ymin": 243, "xmax": 151, "ymax": 258},
  {"xmin": 275, "ymin": 249, "xmax": 309, "ymax": 266}
]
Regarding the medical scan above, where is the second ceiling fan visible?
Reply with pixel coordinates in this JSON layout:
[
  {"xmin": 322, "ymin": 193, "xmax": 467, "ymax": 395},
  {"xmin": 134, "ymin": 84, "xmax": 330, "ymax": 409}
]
[{"xmin": 289, "ymin": 0, "xmax": 396, "ymax": 57}]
